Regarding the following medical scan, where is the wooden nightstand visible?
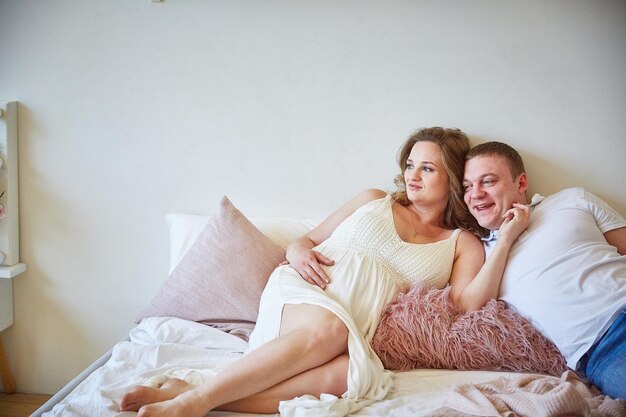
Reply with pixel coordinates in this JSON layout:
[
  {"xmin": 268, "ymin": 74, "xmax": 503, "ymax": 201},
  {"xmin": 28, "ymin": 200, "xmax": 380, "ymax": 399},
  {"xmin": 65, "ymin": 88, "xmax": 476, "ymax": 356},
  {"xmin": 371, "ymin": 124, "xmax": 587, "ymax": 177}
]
[{"xmin": 0, "ymin": 264, "xmax": 26, "ymax": 394}]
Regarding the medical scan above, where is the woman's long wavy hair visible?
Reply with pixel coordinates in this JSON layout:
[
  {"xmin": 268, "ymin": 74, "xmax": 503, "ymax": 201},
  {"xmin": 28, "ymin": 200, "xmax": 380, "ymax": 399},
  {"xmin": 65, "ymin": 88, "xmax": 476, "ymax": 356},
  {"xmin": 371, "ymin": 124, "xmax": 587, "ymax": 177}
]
[{"xmin": 391, "ymin": 127, "xmax": 485, "ymax": 236}]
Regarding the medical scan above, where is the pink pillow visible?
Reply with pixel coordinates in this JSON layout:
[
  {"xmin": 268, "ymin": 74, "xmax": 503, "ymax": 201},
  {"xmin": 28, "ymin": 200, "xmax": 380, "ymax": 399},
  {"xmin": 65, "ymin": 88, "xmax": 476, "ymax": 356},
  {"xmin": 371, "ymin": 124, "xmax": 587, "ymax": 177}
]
[
  {"xmin": 371, "ymin": 284, "xmax": 567, "ymax": 376},
  {"xmin": 136, "ymin": 196, "xmax": 286, "ymax": 339}
]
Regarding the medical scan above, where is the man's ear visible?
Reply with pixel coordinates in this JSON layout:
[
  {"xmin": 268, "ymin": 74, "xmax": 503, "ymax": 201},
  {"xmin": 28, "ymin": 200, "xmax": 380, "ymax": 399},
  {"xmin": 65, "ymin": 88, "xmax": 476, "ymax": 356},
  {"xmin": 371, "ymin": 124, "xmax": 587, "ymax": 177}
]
[{"xmin": 517, "ymin": 172, "xmax": 529, "ymax": 194}]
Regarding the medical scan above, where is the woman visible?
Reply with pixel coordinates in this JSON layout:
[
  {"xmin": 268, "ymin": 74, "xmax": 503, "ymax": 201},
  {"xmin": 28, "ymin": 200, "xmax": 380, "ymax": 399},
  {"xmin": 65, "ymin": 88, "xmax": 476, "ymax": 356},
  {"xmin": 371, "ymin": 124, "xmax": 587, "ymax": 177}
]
[{"xmin": 120, "ymin": 127, "xmax": 529, "ymax": 417}]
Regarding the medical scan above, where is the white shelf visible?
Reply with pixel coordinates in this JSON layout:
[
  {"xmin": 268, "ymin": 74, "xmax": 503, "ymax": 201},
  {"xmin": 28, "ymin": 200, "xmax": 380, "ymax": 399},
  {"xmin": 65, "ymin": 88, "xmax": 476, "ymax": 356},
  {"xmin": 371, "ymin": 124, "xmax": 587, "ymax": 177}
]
[{"xmin": 0, "ymin": 263, "xmax": 26, "ymax": 278}]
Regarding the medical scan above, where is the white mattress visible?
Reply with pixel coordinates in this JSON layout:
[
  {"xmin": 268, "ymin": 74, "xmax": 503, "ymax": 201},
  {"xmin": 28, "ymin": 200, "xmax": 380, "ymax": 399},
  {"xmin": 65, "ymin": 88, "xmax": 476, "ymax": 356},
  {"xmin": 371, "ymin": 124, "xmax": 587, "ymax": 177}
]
[{"xmin": 42, "ymin": 317, "xmax": 521, "ymax": 417}]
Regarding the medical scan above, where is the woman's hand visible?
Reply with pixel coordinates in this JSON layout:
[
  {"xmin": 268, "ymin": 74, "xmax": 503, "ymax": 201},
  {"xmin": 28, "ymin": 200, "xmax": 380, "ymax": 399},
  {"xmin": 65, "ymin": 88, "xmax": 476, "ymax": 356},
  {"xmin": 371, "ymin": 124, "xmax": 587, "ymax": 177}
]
[
  {"xmin": 499, "ymin": 203, "xmax": 530, "ymax": 244},
  {"xmin": 285, "ymin": 241, "xmax": 335, "ymax": 289},
  {"xmin": 280, "ymin": 189, "xmax": 387, "ymax": 290}
]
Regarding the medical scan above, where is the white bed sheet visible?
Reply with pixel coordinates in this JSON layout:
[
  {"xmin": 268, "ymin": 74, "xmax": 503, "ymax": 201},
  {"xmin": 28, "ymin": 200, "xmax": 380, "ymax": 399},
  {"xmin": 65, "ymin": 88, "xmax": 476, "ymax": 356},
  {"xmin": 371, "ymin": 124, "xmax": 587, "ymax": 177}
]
[{"xmin": 42, "ymin": 317, "xmax": 521, "ymax": 417}]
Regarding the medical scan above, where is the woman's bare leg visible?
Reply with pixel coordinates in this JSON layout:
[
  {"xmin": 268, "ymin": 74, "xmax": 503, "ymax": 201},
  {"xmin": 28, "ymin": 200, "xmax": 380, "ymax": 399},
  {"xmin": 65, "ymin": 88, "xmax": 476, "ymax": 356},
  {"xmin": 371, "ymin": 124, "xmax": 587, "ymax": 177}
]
[
  {"xmin": 122, "ymin": 353, "xmax": 349, "ymax": 414},
  {"xmin": 217, "ymin": 353, "xmax": 349, "ymax": 414},
  {"xmin": 123, "ymin": 303, "xmax": 349, "ymax": 417}
]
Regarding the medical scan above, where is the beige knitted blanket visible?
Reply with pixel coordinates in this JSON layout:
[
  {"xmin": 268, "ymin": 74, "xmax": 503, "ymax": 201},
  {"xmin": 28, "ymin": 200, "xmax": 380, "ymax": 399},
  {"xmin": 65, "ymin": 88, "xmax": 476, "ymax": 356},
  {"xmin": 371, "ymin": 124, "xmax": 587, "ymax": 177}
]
[{"xmin": 431, "ymin": 371, "xmax": 625, "ymax": 417}]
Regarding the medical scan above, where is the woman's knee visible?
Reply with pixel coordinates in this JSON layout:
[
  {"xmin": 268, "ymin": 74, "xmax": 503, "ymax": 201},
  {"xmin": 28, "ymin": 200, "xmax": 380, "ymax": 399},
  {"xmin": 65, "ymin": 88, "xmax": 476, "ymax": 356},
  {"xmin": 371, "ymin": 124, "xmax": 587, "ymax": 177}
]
[
  {"xmin": 308, "ymin": 314, "xmax": 348, "ymax": 355},
  {"xmin": 320, "ymin": 354, "xmax": 349, "ymax": 397},
  {"xmin": 281, "ymin": 304, "xmax": 348, "ymax": 357}
]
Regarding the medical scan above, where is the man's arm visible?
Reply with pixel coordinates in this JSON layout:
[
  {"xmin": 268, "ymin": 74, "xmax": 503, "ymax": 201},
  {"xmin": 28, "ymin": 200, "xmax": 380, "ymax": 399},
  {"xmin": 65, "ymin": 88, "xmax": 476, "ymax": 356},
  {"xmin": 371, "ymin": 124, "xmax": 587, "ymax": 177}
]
[{"xmin": 604, "ymin": 227, "xmax": 626, "ymax": 256}]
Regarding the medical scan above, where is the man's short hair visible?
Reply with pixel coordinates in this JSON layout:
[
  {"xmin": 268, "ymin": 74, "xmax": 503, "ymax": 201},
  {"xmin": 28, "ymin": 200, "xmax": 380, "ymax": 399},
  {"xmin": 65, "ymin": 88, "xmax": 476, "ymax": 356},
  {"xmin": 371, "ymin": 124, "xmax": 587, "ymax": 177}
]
[{"xmin": 466, "ymin": 141, "xmax": 526, "ymax": 179}]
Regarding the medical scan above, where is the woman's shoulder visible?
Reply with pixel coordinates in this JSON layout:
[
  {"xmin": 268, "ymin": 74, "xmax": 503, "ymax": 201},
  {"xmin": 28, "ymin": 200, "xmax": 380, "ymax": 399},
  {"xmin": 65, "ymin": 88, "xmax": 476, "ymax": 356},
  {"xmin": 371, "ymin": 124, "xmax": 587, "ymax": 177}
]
[
  {"xmin": 344, "ymin": 189, "xmax": 389, "ymax": 210},
  {"xmin": 348, "ymin": 189, "xmax": 389, "ymax": 212},
  {"xmin": 455, "ymin": 230, "xmax": 484, "ymax": 254},
  {"xmin": 358, "ymin": 188, "xmax": 388, "ymax": 201}
]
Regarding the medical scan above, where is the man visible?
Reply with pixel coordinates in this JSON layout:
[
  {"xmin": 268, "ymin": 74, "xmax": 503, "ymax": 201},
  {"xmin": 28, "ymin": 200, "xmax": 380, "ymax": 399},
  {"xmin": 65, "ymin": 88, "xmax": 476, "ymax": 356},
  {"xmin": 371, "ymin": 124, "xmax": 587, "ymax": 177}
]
[{"xmin": 463, "ymin": 141, "xmax": 626, "ymax": 400}]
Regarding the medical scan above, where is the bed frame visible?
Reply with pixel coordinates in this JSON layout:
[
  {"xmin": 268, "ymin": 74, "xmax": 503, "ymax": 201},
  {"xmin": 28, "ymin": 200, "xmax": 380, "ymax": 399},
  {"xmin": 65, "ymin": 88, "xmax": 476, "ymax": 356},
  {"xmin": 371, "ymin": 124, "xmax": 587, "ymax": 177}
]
[{"xmin": 31, "ymin": 340, "xmax": 126, "ymax": 417}]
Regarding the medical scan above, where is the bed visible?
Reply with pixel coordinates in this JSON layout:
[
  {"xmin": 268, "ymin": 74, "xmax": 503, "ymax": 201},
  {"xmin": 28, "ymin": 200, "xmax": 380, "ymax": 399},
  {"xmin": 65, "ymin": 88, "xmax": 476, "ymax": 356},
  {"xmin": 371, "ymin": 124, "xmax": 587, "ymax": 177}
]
[
  {"xmin": 32, "ymin": 316, "xmax": 533, "ymax": 417},
  {"xmin": 33, "ymin": 197, "xmax": 625, "ymax": 417}
]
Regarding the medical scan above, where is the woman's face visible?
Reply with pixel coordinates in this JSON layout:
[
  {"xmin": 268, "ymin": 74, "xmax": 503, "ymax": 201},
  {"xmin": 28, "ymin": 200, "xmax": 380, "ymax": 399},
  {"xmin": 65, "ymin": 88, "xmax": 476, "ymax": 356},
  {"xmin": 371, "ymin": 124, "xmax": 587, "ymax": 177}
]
[{"xmin": 404, "ymin": 141, "xmax": 450, "ymax": 208}]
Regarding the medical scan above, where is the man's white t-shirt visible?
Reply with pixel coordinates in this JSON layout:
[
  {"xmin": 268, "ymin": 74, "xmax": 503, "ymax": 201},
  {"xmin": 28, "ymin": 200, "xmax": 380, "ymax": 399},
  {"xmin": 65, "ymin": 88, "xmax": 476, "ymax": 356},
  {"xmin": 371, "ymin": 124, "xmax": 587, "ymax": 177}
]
[{"xmin": 483, "ymin": 187, "xmax": 626, "ymax": 369}]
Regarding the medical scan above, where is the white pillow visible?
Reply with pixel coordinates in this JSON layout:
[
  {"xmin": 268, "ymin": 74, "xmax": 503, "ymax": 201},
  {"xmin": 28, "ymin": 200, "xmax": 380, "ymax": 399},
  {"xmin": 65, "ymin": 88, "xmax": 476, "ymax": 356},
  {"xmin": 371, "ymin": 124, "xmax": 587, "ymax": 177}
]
[
  {"xmin": 249, "ymin": 217, "xmax": 319, "ymax": 249},
  {"xmin": 166, "ymin": 213, "xmax": 317, "ymax": 273},
  {"xmin": 165, "ymin": 213, "xmax": 210, "ymax": 274}
]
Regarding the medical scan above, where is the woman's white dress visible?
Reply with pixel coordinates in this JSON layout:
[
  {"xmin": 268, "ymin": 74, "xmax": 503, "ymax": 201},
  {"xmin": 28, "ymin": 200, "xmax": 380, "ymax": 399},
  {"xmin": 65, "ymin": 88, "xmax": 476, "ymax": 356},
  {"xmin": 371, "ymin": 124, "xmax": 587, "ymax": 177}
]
[{"xmin": 248, "ymin": 195, "xmax": 461, "ymax": 417}]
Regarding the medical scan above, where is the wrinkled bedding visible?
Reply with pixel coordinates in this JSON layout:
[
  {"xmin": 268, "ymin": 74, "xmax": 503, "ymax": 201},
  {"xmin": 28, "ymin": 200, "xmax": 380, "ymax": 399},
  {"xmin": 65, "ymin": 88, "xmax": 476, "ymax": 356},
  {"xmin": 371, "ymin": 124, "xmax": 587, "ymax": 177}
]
[{"xmin": 41, "ymin": 317, "xmax": 588, "ymax": 417}]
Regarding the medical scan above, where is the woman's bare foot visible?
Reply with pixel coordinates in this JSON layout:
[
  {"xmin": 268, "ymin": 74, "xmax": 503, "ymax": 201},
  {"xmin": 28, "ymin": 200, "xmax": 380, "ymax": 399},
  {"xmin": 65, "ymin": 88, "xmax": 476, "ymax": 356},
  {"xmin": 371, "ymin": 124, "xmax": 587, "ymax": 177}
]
[
  {"xmin": 136, "ymin": 391, "xmax": 212, "ymax": 417},
  {"xmin": 120, "ymin": 378, "xmax": 192, "ymax": 411}
]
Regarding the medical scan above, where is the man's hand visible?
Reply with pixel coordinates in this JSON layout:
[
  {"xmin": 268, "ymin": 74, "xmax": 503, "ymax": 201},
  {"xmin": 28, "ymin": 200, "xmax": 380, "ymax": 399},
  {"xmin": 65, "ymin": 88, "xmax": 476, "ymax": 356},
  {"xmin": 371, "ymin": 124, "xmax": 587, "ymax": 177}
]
[{"xmin": 499, "ymin": 203, "xmax": 530, "ymax": 244}]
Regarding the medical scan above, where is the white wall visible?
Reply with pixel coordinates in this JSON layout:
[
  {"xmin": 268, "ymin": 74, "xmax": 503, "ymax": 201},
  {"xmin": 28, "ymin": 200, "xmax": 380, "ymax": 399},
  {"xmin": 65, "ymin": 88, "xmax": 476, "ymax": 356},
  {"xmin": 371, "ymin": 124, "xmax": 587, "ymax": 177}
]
[{"xmin": 0, "ymin": 0, "xmax": 624, "ymax": 394}]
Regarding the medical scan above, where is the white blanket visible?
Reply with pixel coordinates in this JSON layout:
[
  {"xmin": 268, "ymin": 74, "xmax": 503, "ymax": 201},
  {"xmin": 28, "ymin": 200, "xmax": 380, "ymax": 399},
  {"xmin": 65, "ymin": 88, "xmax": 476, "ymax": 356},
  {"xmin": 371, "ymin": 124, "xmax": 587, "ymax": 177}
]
[{"xmin": 42, "ymin": 317, "xmax": 523, "ymax": 417}]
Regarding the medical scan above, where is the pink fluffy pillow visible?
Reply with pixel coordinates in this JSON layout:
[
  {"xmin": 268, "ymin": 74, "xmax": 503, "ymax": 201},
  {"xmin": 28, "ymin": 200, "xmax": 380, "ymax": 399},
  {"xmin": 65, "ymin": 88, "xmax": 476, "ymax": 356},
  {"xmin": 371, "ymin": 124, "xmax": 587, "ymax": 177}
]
[{"xmin": 371, "ymin": 284, "xmax": 567, "ymax": 376}]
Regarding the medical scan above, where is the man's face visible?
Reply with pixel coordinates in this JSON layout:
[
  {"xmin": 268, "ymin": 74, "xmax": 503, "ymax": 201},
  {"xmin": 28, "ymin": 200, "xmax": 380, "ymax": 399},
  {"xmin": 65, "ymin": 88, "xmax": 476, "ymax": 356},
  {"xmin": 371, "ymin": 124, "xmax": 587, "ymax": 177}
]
[{"xmin": 463, "ymin": 154, "xmax": 528, "ymax": 230}]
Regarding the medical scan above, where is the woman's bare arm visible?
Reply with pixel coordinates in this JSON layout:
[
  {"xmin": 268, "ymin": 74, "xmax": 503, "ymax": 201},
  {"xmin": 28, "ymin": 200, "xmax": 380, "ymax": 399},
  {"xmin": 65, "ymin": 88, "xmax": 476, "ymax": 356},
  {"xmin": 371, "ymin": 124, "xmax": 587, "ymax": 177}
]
[{"xmin": 449, "ymin": 204, "xmax": 530, "ymax": 312}]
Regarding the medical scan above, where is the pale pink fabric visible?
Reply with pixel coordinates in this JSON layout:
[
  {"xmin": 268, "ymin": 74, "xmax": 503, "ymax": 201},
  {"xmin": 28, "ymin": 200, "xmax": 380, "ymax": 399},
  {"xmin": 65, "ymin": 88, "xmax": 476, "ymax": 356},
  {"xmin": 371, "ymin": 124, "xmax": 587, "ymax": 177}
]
[
  {"xmin": 136, "ymin": 196, "xmax": 286, "ymax": 339},
  {"xmin": 371, "ymin": 284, "xmax": 567, "ymax": 375},
  {"xmin": 441, "ymin": 370, "xmax": 626, "ymax": 417}
]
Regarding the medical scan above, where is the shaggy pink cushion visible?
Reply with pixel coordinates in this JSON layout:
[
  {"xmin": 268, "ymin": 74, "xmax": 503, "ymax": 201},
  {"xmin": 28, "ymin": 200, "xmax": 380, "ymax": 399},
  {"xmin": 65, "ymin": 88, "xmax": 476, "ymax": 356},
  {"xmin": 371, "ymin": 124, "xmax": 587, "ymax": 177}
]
[
  {"xmin": 371, "ymin": 284, "xmax": 567, "ymax": 376},
  {"xmin": 136, "ymin": 196, "xmax": 286, "ymax": 339}
]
